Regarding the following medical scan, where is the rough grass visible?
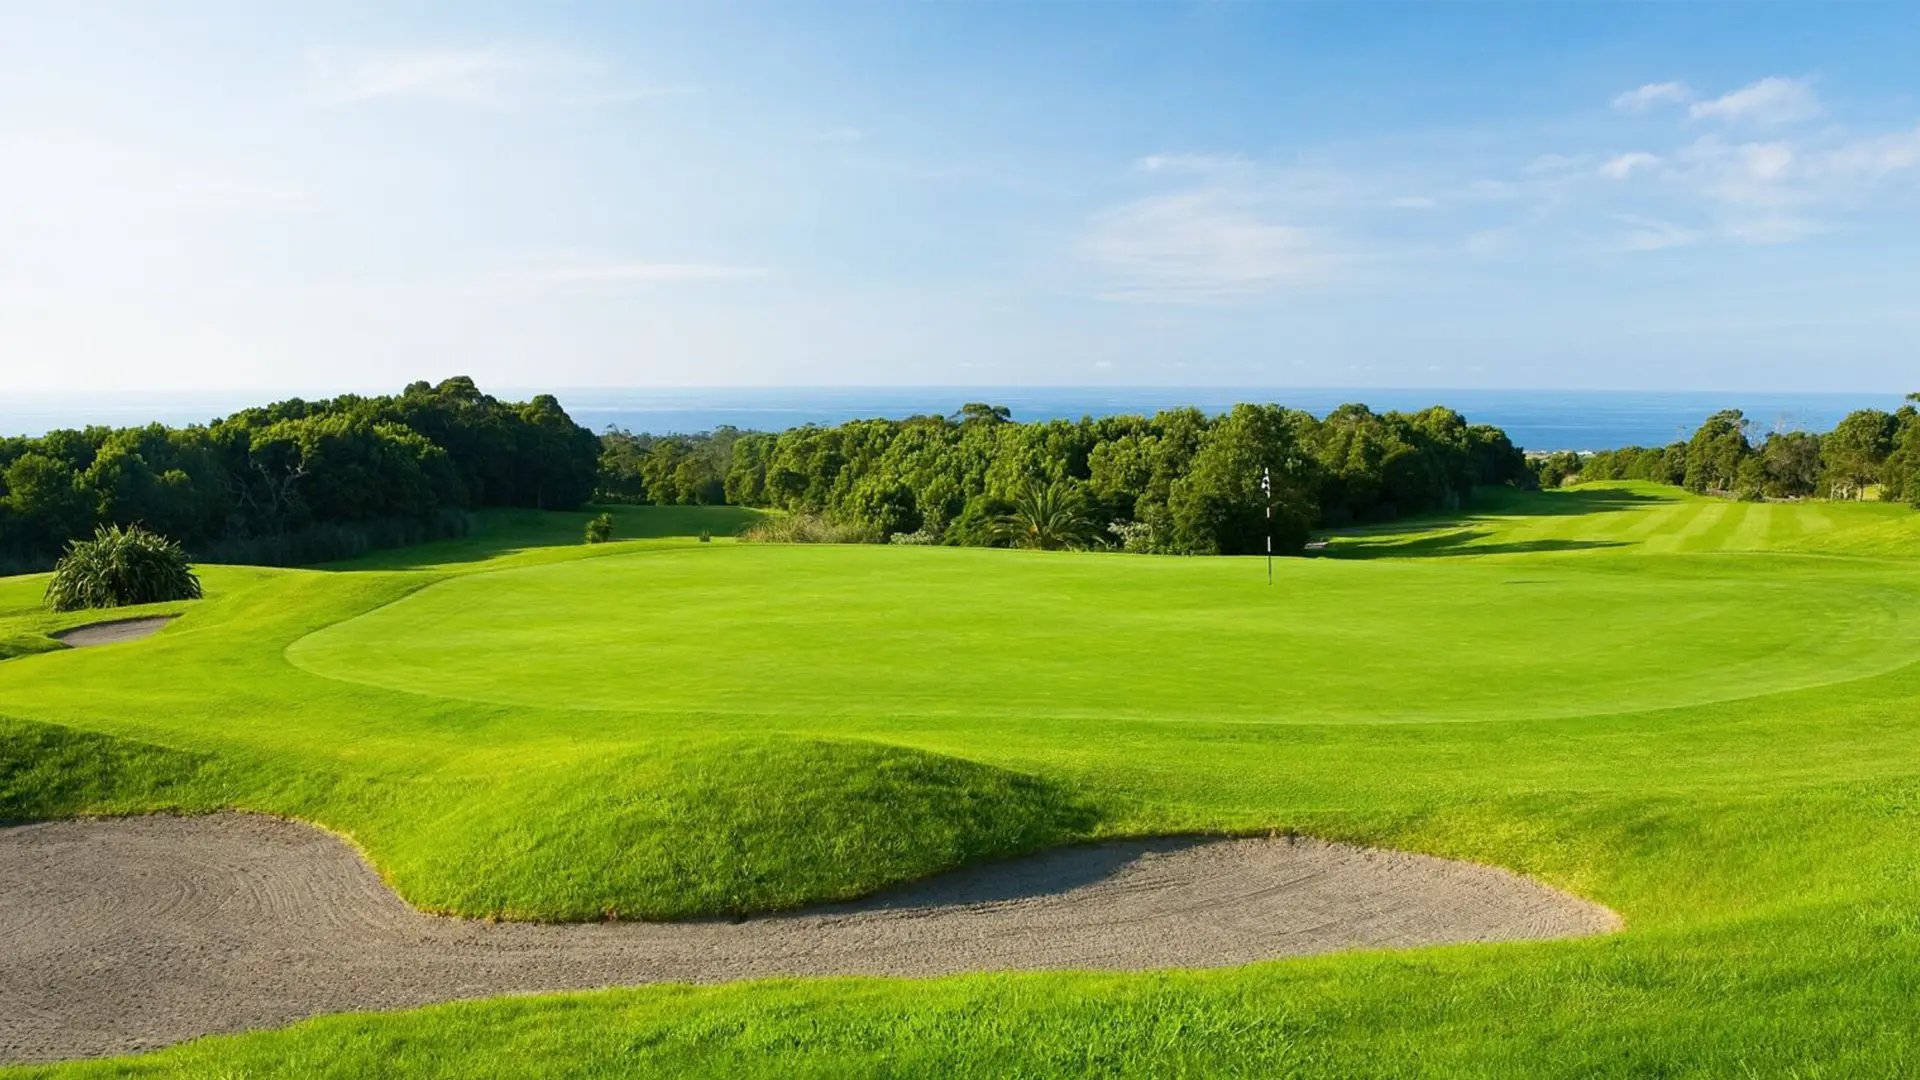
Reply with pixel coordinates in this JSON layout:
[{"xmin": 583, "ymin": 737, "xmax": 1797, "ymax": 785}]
[{"xmin": 6, "ymin": 483, "xmax": 1920, "ymax": 1076}]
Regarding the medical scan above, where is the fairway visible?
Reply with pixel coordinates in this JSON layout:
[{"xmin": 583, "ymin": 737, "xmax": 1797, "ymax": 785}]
[{"xmin": 5, "ymin": 483, "xmax": 1920, "ymax": 1077}]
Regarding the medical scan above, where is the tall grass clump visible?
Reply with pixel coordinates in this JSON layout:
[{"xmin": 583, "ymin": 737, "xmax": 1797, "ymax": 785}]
[
  {"xmin": 585, "ymin": 512, "xmax": 615, "ymax": 544},
  {"xmin": 739, "ymin": 513, "xmax": 878, "ymax": 544},
  {"xmin": 44, "ymin": 524, "xmax": 203, "ymax": 612}
]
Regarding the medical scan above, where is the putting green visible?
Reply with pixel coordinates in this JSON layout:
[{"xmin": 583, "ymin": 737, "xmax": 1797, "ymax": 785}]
[{"xmin": 288, "ymin": 543, "xmax": 1920, "ymax": 724}]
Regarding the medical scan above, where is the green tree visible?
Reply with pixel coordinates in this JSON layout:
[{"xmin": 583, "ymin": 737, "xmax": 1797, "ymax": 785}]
[
  {"xmin": 1760, "ymin": 432, "xmax": 1822, "ymax": 497},
  {"xmin": 4, "ymin": 452, "xmax": 94, "ymax": 551},
  {"xmin": 1683, "ymin": 411, "xmax": 1753, "ymax": 494},
  {"xmin": 1166, "ymin": 405, "xmax": 1317, "ymax": 555},
  {"xmin": 1821, "ymin": 409, "xmax": 1897, "ymax": 500}
]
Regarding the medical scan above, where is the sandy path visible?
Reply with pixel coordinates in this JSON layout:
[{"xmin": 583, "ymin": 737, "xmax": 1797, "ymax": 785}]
[
  {"xmin": 0, "ymin": 814, "xmax": 1619, "ymax": 1064},
  {"xmin": 51, "ymin": 616, "xmax": 175, "ymax": 648}
]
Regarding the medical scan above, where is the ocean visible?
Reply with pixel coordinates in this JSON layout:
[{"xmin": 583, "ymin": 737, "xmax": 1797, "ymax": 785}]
[{"xmin": 1, "ymin": 387, "xmax": 1908, "ymax": 453}]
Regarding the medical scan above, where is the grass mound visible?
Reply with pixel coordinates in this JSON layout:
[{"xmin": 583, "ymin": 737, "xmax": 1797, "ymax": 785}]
[
  {"xmin": 0, "ymin": 718, "xmax": 227, "ymax": 823},
  {"xmin": 377, "ymin": 737, "xmax": 1100, "ymax": 921}
]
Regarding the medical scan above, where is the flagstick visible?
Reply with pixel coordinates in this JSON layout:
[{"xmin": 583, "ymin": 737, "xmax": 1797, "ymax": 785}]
[{"xmin": 1263, "ymin": 466, "xmax": 1273, "ymax": 586}]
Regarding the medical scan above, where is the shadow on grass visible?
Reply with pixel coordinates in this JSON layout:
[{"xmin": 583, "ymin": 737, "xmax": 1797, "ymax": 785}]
[
  {"xmin": 1467, "ymin": 484, "xmax": 1675, "ymax": 518},
  {"xmin": 331, "ymin": 505, "xmax": 766, "ymax": 571},
  {"xmin": 1314, "ymin": 484, "xmax": 1674, "ymax": 560},
  {"xmin": 1325, "ymin": 529, "xmax": 1631, "ymax": 560}
]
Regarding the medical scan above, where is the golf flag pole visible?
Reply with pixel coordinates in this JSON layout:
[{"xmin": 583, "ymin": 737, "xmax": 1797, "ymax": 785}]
[{"xmin": 1261, "ymin": 466, "xmax": 1272, "ymax": 585}]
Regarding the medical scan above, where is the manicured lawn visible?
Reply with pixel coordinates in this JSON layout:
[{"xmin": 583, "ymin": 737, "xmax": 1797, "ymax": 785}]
[{"xmin": 5, "ymin": 483, "xmax": 1920, "ymax": 1077}]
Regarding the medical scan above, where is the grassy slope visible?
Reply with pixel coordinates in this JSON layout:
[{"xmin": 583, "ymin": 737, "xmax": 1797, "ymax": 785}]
[{"xmin": 6, "ymin": 483, "xmax": 1920, "ymax": 1077}]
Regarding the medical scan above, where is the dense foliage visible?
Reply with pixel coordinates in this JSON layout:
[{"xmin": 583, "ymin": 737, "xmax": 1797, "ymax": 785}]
[
  {"xmin": 0, "ymin": 378, "xmax": 600, "ymax": 572},
  {"xmin": 1541, "ymin": 394, "xmax": 1920, "ymax": 503},
  {"xmin": 43, "ymin": 524, "xmax": 202, "ymax": 612},
  {"xmin": 601, "ymin": 402, "xmax": 1532, "ymax": 554}
]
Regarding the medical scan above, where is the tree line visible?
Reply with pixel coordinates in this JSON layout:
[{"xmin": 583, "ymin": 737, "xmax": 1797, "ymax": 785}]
[
  {"xmin": 1532, "ymin": 396, "xmax": 1920, "ymax": 503},
  {"xmin": 598, "ymin": 402, "xmax": 1532, "ymax": 553},
  {"xmin": 34, "ymin": 379, "xmax": 1907, "ymax": 572},
  {"xmin": 0, "ymin": 377, "xmax": 601, "ymax": 573}
]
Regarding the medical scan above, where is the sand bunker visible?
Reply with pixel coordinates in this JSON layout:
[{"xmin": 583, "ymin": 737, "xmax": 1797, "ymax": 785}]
[
  {"xmin": 0, "ymin": 814, "xmax": 1618, "ymax": 1064},
  {"xmin": 51, "ymin": 616, "xmax": 175, "ymax": 649}
]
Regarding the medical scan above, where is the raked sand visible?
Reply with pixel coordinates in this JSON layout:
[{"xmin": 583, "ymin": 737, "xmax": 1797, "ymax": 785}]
[{"xmin": 0, "ymin": 814, "xmax": 1619, "ymax": 1064}]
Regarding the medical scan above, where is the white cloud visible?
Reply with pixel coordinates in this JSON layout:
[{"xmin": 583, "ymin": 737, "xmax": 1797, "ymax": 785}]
[
  {"xmin": 1133, "ymin": 153, "xmax": 1248, "ymax": 175},
  {"xmin": 1610, "ymin": 214, "xmax": 1702, "ymax": 252},
  {"xmin": 1612, "ymin": 82, "xmax": 1692, "ymax": 112},
  {"xmin": 1082, "ymin": 191, "xmax": 1343, "ymax": 302},
  {"xmin": 1689, "ymin": 77, "xmax": 1821, "ymax": 125},
  {"xmin": 1818, "ymin": 124, "xmax": 1920, "ymax": 180},
  {"xmin": 1389, "ymin": 196, "xmax": 1437, "ymax": 209},
  {"xmin": 1599, "ymin": 152, "xmax": 1661, "ymax": 180},
  {"xmin": 1463, "ymin": 226, "xmax": 1519, "ymax": 256},
  {"xmin": 307, "ymin": 45, "xmax": 688, "ymax": 108},
  {"xmin": 1677, "ymin": 136, "xmax": 1801, "ymax": 208}
]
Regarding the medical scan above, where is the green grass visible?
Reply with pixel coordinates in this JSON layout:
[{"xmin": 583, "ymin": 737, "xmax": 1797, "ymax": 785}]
[{"xmin": 6, "ymin": 482, "xmax": 1920, "ymax": 1077}]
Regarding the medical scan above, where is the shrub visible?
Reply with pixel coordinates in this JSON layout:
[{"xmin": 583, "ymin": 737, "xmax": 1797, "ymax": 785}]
[
  {"xmin": 584, "ymin": 512, "xmax": 615, "ymax": 544},
  {"xmin": 1106, "ymin": 519, "xmax": 1155, "ymax": 553},
  {"xmin": 697, "ymin": 529, "xmax": 712, "ymax": 543},
  {"xmin": 44, "ymin": 525, "xmax": 202, "ymax": 613}
]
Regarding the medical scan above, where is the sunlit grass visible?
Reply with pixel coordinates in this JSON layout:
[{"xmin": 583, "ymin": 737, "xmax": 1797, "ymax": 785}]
[{"xmin": 6, "ymin": 484, "xmax": 1920, "ymax": 1076}]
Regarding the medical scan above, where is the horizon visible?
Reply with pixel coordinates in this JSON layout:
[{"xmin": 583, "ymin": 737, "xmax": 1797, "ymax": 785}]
[
  {"xmin": 5, "ymin": 383, "xmax": 1912, "ymax": 450},
  {"xmin": 5, "ymin": 3, "xmax": 1920, "ymax": 393}
]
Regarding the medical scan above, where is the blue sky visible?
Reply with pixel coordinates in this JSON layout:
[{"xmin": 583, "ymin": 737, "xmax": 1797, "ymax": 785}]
[{"xmin": 2, "ymin": 2, "xmax": 1918, "ymax": 393}]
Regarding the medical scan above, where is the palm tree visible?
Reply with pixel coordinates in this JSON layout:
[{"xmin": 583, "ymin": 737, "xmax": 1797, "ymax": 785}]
[{"xmin": 992, "ymin": 479, "xmax": 1105, "ymax": 551}]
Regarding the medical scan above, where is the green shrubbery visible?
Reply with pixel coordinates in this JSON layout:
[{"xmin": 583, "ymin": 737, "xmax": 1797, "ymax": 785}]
[
  {"xmin": 44, "ymin": 524, "xmax": 202, "ymax": 612},
  {"xmin": 584, "ymin": 512, "xmax": 615, "ymax": 544},
  {"xmin": 603, "ymin": 401, "xmax": 1530, "ymax": 556},
  {"xmin": 192, "ymin": 509, "xmax": 472, "ymax": 568}
]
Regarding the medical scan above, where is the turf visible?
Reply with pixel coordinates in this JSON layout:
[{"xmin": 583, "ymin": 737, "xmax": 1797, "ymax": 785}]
[{"xmin": 5, "ymin": 483, "xmax": 1920, "ymax": 1077}]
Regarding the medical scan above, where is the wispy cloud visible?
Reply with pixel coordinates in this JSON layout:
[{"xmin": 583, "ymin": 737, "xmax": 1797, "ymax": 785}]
[
  {"xmin": 307, "ymin": 45, "xmax": 690, "ymax": 108},
  {"xmin": 1689, "ymin": 76, "xmax": 1821, "ymax": 125},
  {"xmin": 1081, "ymin": 75, "xmax": 1916, "ymax": 286},
  {"xmin": 1133, "ymin": 153, "xmax": 1250, "ymax": 176},
  {"xmin": 1609, "ymin": 214, "xmax": 1703, "ymax": 252},
  {"xmin": 1721, "ymin": 217, "xmax": 1823, "ymax": 244},
  {"xmin": 1082, "ymin": 190, "xmax": 1346, "ymax": 302},
  {"xmin": 1599, "ymin": 151, "xmax": 1661, "ymax": 180},
  {"xmin": 1613, "ymin": 82, "xmax": 1692, "ymax": 112},
  {"xmin": 1819, "ymin": 124, "xmax": 1920, "ymax": 179}
]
